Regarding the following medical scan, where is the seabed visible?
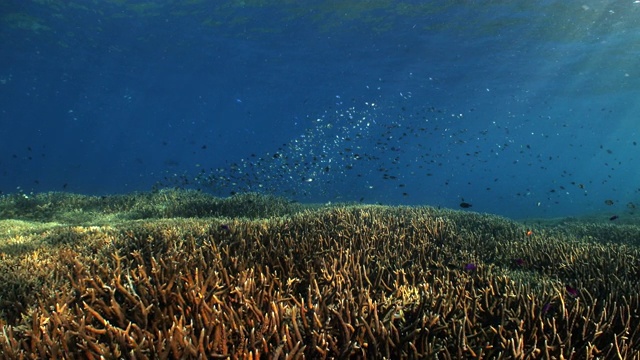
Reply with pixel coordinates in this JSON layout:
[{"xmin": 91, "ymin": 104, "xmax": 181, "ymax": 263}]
[{"xmin": 0, "ymin": 189, "xmax": 639, "ymax": 359}]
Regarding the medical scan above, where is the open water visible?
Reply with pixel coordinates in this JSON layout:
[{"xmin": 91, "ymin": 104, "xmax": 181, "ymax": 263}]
[{"xmin": 2, "ymin": 1, "xmax": 640, "ymax": 219}]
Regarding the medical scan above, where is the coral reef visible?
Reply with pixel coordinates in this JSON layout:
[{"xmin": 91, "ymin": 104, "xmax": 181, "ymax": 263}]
[{"xmin": 0, "ymin": 190, "xmax": 639, "ymax": 358}]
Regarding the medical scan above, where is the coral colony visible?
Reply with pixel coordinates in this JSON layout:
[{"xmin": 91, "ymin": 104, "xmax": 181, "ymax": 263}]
[{"xmin": 0, "ymin": 190, "xmax": 639, "ymax": 358}]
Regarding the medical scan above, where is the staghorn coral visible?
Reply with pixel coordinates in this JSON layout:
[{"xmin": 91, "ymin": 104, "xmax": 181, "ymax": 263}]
[{"xmin": 0, "ymin": 193, "xmax": 639, "ymax": 358}]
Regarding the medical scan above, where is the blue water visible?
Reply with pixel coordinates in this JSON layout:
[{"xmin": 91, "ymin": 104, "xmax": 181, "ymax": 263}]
[{"xmin": 2, "ymin": 1, "xmax": 640, "ymax": 219}]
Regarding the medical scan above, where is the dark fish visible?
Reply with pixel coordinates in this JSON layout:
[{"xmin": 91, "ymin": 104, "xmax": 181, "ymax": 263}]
[
  {"xmin": 565, "ymin": 285, "xmax": 579, "ymax": 297},
  {"xmin": 514, "ymin": 258, "xmax": 525, "ymax": 266},
  {"xmin": 604, "ymin": 199, "xmax": 614, "ymax": 205},
  {"xmin": 609, "ymin": 215, "xmax": 619, "ymax": 221},
  {"xmin": 542, "ymin": 303, "xmax": 552, "ymax": 314},
  {"xmin": 459, "ymin": 202, "xmax": 472, "ymax": 208},
  {"xmin": 464, "ymin": 263, "xmax": 477, "ymax": 271}
]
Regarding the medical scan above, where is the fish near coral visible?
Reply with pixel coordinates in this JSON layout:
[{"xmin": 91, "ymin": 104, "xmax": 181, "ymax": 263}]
[{"xmin": 565, "ymin": 285, "xmax": 579, "ymax": 298}]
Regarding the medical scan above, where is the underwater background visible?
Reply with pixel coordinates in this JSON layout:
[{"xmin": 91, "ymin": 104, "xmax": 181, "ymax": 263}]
[
  {"xmin": 3, "ymin": 2, "xmax": 640, "ymax": 359},
  {"xmin": 2, "ymin": 0, "xmax": 640, "ymax": 218}
]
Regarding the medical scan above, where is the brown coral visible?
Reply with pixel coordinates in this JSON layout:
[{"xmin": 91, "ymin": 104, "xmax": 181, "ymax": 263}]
[{"xmin": 0, "ymin": 192, "xmax": 639, "ymax": 358}]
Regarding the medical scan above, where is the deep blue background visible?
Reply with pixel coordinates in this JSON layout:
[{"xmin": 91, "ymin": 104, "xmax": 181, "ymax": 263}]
[{"xmin": 2, "ymin": 1, "xmax": 640, "ymax": 219}]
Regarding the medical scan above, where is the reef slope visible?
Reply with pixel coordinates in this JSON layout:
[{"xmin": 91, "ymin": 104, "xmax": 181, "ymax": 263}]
[{"xmin": 0, "ymin": 190, "xmax": 639, "ymax": 358}]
